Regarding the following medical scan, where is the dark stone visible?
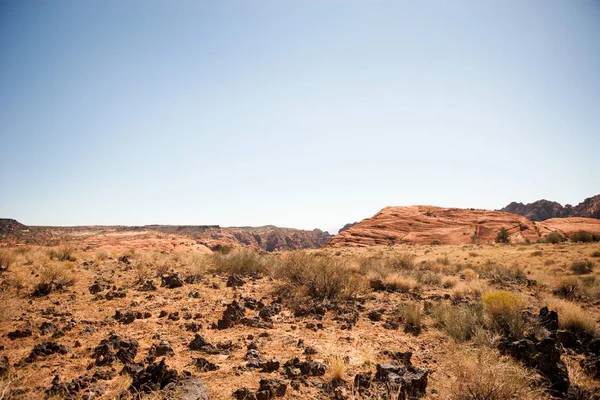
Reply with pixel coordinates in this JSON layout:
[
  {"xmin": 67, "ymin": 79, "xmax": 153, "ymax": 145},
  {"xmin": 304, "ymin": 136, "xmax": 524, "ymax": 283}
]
[
  {"xmin": 498, "ymin": 336, "xmax": 569, "ymax": 396},
  {"xmin": 114, "ymin": 310, "xmax": 142, "ymax": 324},
  {"xmin": 367, "ymin": 310, "xmax": 383, "ymax": 321},
  {"xmin": 556, "ymin": 330, "xmax": 580, "ymax": 349},
  {"xmin": 242, "ymin": 317, "xmax": 274, "ymax": 329},
  {"xmin": 46, "ymin": 375, "xmax": 93, "ymax": 398},
  {"xmin": 258, "ymin": 378, "xmax": 287, "ymax": 397},
  {"xmin": 92, "ymin": 333, "xmax": 138, "ymax": 366},
  {"xmin": 118, "ymin": 255, "xmax": 131, "ymax": 264},
  {"xmin": 129, "ymin": 359, "xmax": 178, "ymax": 393},
  {"xmin": 149, "ymin": 341, "xmax": 174, "ymax": 357},
  {"xmin": 138, "ymin": 280, "xmax": 157, "ymax": 292},
  {"xmin": 217, "ymin": 301, "xmax": 245, "ymax": 329},
  {"xmin": 161, "ymin": 273, "xmax": 185, "ymax": 289},
  {"xmin": 40, "ymin": 322, "xmax": 59, "ymax": 335},
  {"xmin": 259, "ymin": 304, "xmax": 281, "ymax": 321},
  {"xmin": 7, "ymin": 329, "xmax": 32, "ymax": 340},
  {"xmin": 226, "ymin": 274, "xmax": 245, "ymax": 287},
  {"xmin": 376, "ymin": 361, "xmax": 406, "ymax": 381},
  {"xmin": 353, "ymin": 372, "xmax": 372, "ymax": 390},
  {"xmin": 539, "ymin": 307, "xmax": 559, "ymax": 331},
  {"xmin": 193, "ymin": 357, "xmax": 219, "ymax": 372},
  {"xmin": 93, "ymin": 368, "xmax": 117, "ymax": 381},
  {"xmin": 24, "ymin": 341, "xmax": 70, "ymax": 363},
  {"xmin": 260, "ymin": 359, "xmax": 280, "ymax": 373},
  {"xmin": 370, "ymin": 279, "xmax": 387, "ymax": 291},
  {"xmin": 0, "ymin": 355, "xmax": 9, "ymax": 377},
  {"xmin": 185, "ymin": 322, "xmax": 202, "ymax": 332},
  {"xmin": 189, "ymin": 334, "xmax": 228, "ymax": 355},
  {"xmin": 89, "ymin": 282, "xmax": 106, "ymax": 294},
  {"xmin": 283, "ymin": 357, "xmax": 326, "ymax": 377},
  {"xmin": 104, "ymin": 290, "xmax": 127, "ymax": 300}
]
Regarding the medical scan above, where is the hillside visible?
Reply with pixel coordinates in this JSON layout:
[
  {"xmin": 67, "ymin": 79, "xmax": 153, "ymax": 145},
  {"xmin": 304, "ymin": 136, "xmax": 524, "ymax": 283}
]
[
  {"xmin": 500, "ymin": 194, "xmax": 600, "ymax": 221},
  {"xmin": 326, "ymin": 205, "xmax": 600, "ymax": 247},
  {"xmin": 0, "ymin": 220, "xmax": 332, "ymax": 252}
]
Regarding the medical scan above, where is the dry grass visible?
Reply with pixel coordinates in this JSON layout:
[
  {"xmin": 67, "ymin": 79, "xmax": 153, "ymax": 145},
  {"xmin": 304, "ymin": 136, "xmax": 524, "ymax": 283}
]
[
  {"xmin": 277, "ymin": 251, "xmax": 363, "ymax": 301},
  {"xmin": 47, "ymin": 246, "xmax": 76, "ymax": 262},
  {"xmin": 460, "ymin": 268, "xmax": 477, "ymax": 281},
  {"xmin": 442, "ymin": 346, "xmax": 542, "ymax": 400},
  {"xmin": 451, "ymin": 282, "xmax": 486, "ymax": 301},
  {"xmin": 545, "ymin": 297, "xmax": 598, "ymax": 336},
  {"xmin": 398, "ymin": 301, "xmax": 422, "ymax": 333},
  {"xmin": 33, "ymin": 261, "xmax": 77, "ymax": 296},
  {"xmin": 326, "ymin": 354, "xmax": 347, "ymax": 381},
  {"xmin": 570, "ymin": 260, "xmax": 594, "ymax": 275},
  {"xmin": 429, "ymin": 302, "xmax": 484, "ymax": 342},
  {"xmin": 442, "ymin": 276, "xmax": 459, "ymax": 288},
  {"xmin": 0, "ymin": 249, "xmax": 16, "ymax": 271},
  {"xmin": 384, "ymin": 273, "xmax": 418, "ymax": 292},
  {"xmin": 211, "ymin": 248, "xmax": 273, "ymax": 275}
]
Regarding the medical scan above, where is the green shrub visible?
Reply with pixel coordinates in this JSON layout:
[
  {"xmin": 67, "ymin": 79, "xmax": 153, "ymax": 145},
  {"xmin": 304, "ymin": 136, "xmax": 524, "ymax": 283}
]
[
  {"xmin": 570, "ymin": 260, "xmax": 594, "ymax": 275},
  {"xmin": 482, "ymin": 291, "xmax": 525, "ymax": 337},
  {"xmin": 495, "ymin": 228, "xmax": 510, "ymax": 244},
  {"xmin": 544, "ymin": 232, "xmax": 565, "ymax": 244},
  {"xmin": 430, "ymin": 240, "xmax": 442, "ymax": 246},
  {"xmin": 571, "ymin": 230, "xmax": 599, "ymax": 243}
]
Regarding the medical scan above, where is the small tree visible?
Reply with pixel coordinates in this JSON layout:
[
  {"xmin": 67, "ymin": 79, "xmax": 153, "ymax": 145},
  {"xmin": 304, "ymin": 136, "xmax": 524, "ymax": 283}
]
[{"xmin": 495, "ymin": 227, "xmax": 510, "ymax": 244}]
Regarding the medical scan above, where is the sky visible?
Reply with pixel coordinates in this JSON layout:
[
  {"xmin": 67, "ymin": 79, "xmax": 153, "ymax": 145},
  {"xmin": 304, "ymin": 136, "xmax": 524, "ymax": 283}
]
[{"xmin": 1, "ymin": 0, "xmax": 599, "ymax": 233}]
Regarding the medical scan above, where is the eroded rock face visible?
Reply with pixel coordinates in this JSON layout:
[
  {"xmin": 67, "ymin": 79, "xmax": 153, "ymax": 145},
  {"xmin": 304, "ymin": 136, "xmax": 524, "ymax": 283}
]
[
  {"xmin": 500, "ymin": 195, "xmax": 600, "ymax": 221},
  {"xmin": 23, "ymin": 341, "xmax": 70, "ymax": 363},
  {"xmin": 7, "ymin": 329, "xmax": 32, "ymax": 340},
  {"xmin": 498, "ymin": 336, "xmax": 569, "ymax": 396}
]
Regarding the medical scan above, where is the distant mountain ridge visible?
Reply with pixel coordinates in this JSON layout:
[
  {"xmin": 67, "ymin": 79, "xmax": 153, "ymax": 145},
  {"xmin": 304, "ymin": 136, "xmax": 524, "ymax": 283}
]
[
  {"xmin": 0, "ymin": 219, "xmax": 332, "ymax": 251},
  {"xmin": 500, "ymin": 195, "xmax": 600, "ymax": 221}
]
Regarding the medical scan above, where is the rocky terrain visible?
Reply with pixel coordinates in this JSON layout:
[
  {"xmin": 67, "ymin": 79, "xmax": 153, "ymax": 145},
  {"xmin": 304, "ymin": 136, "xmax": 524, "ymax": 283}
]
[
  {"xmin": 1, "ymin": 242, "xmax": 599, "ymax": 399},
  {"xmin": 501, "ymin": 194, "xmax": 600, "ymax": 221},
  {"xmin": 0, "ymin": 219, "xmax": 332, "ymax": 252},
  {"xmin": 327, "ymin": 206, "xmax": 600, "ymax": 247}
]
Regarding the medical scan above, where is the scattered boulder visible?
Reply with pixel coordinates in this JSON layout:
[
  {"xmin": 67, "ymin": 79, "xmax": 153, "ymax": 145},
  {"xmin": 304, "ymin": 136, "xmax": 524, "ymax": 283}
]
[
  {"xmin": 0, "ymin": 355, "xmax": 9, "ymax": 377},
  {"xmin": 283, "ymin": 357, "xmax": 326, "ymax": 377},
  {"xmin": 233, "ymin": 378, "xmax": 288, "ymax": 400},
  {"xmin": 114, "ymin": 310, "xmax": 143, "ymax": 324},
  {"xmin": 138, "ymin": 280, "xmax": 158, "ymax": 292},
  {"xmin": 227, "ymin": 274, "xmax": 245, "ymax": 288},
  {"xmin": 40, "ymin": 322, "xmax": 59, "ymax": 336},
  {"xmin": 8, "ymin": 329, "xmax": 32, "ymax": 340},
  {"xmin": 176, "ymin": 376, "xmax": 210, "ymax": 400},
  {"xmin": 259, "ymin": 304, "xmax": 281, "ymax": 321},
  {"xmin": 374, "ymin": 360, "xmax": 428, "ymax": 399},
  {"xmin": 148, "ymin": 341, "xmax": 174, "ymax": 358},
  {"xmin": 129, "ymin": 359, "xmax": 178, "ymax": 394},
  {"xmin": 499, "ymin": 335, "xmax": 569, "ymax": 396},
  {"xmin": 23, "ymin": 341, "xmax": 70, "ymax": 363},
  {"xmin": 217, "ymin": 301, "xmax": 245, "ymax": 329},
  {"xmin": 161, "ymin": 273, "xmax": 185, "ymax": 289},
  {"xmin": 185, "ymin": 322, "xmax": 202, "ymax": 332},
  {"xmin": 539, "ymin": 306, "xmax": 559, "ymax": 331},
  {"xmin": 189, "ymin": 334, "xmax": 228, "ymax": 355},
  {"xmin": 193, "ymin": 357, "xmax": 220, "ymax": 372},
  {"xmin": 92, "ymin": 333, "xmax": 138, "ymax": 366}
]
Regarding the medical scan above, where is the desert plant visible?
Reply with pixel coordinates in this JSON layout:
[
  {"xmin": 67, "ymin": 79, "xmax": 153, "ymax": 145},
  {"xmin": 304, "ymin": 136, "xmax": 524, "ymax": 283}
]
[
  {"xmin": 451, "ymin": 282, "xmax": 486, "ymax": 301},
  {"xmin": 442, "ymin": 276, "xmax": 459, "ymax": 288},
  {"xmin": 591, "ymin": 250, "xmax": 600, "ymax": 258},
  {"xmin": 0, "ymin": 249, "xmax": 16, "ymax": 271},
  {"xmin": 544, "ymin": 232, "xmax": 565, "ymax": 244},
  {"xmin": 444, "ymin": 347, "xmax": 542, "ymax": 400},
  {"xmin": 570, "ymin": 230, "xmax": 599, "ymax": 243},
  {"xmin": 460, "ymin": 268, "xmax": 477, "ymax": 281},
  {"xmin": 531, "ymin": 250, "xmax": 543, "ymax": 257},
  {"xmin": 495, "ymin": 227, "xmax": 510, "ymax": 244},
  {"xmin": 436, "ymin": 255, "xmax": 450, "ymax": 265},
  {"xmin": 211, "ymin": 248, "xmax": 273, "ymax": 275},
  {"xmin": 430, "ymin": 240, "xmax": 442, "ymax": 246},
  {"xmin": 570, "ymin": 260, "xmax": 594, "ymax": 275},
  {"xmin": 553, "ymin": 277, "xmax": 581, "ymax": 299},
  {"xmin": 415, "ymin": 270, "xmax": 442, "ymax": 286},
  {"xmin": 398, "ymin": 301, "xmax": 422, "ymax": 334},
  {"xmin": 33, "ymin": 262, "xmax": 76, "ymax": 296},
  {"xmin": 326, "ymin": 354, "xmax": 346, "ymax": 381},
  {"xmin": 430, "ymin": 302, "xmax": 484, "ymax": 342},
  {"xmin": 95, "ymin": 250, "xmax": 109, "ymax": 262},
  {"xmin": 384, "ymin": 274, "xmax": 418, "ymax": 292},
  {"xmin": 48, "ymin": 246, "xmax": 76, "ymax": 262},
  {"xmin": 385, "ymin": 253, "xmax": 416, "ymax": 271},
  {"xmin": 546, "ymin": 298, "xmax": 598, "ymax": 336},
  {"xmin": 277, "ymin": 252, "xmax": 362, "ymax": 301},
  {"xmin": 482, "ymin": 291, "xmax": 525, "ymax": 337}
]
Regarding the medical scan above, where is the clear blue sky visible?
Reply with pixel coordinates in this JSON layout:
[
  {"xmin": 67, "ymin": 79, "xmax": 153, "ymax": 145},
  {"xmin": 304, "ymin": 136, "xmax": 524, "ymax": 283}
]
[{"xmin": 1, "ymin": 1, "xmax": 599, "ymax": 233}]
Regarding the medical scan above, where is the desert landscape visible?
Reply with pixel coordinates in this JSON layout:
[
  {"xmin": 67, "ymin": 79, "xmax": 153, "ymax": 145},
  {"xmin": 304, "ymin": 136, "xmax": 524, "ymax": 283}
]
[{"xmin": 1, "ymin": 197, "xmax": 600, "ymax": 399}]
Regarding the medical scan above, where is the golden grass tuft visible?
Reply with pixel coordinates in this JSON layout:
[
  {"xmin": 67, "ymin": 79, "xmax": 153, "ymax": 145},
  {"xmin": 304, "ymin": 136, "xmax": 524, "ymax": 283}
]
[
  {"xmin": 460, "ymin": 268, "xmax": 477, "ymax": 281},
  {"xmin": 545, "ymin": 297, "xmax": 598, "ymax": 336},
  {"xmin": 482, "ymin": 290, "xmax": 525, "ymax": 337}
]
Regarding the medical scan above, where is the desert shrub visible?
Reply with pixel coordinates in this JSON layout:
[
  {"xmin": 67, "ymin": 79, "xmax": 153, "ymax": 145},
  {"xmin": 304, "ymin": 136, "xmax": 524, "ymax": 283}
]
[
  {"xmin": 546, "ymin": 298, "xmax": 598, "ymax": 336},
  {"xmin": 430, "ymin": 240, "xmax": 442, "ymax": 246},
  {"xmin": 326, "ymin": 354, "xmax": 346, "ymax": 380},
  {"xmin": 48, "ymin": 246, "xmax": 76, "ymax": 262},
  {"xmin": 451, "ymin": 282, "xmax": 486, "ymax": 301},
  {"xmin": 445, "ymin": 347, "xmax": 542, "ymax": 400},
  {"xmin": 416, "ymin": 270, "xmax": 442, "ymax": 286},
  {"xmin": 591, "ymin": 250, "xmax": 600, "ymax": 258},
  {"xmin": 442, "ymin": 276, "xmax": 459, "ymax": 289},
  {"xmin": 384, "ymin": 273, "xmax": 418, "ymax": 292},
  {"xmin": 8, "ymin": 269, "xmax": 31, "ymax": 294},
  {"xmin": 570, "ymin": 260, "xmax": 594, "ymax": 275},
  {"xmin": 429, "ymin": 302, "xmax": 484, "ymax": 342},
  {"xmin": 95, "ymin": 250, "xmax": 109, "ymax": 262},
  {"xmin": 460, "ymin": 268, "xmax": 477, "ymax": 281},
  {"xmin": 398, "ymin": 301, "xmax": 422, "ymax": 334},
  {"xmin": 436, "ymin": 256, "xmax": 450, "ymax": 265},
  {"xmin": 33, "ymin": 262, "xmax": 76, "ymax": 296},
  {"xmin": 213, "ymin": 245, "xmax": 233, "ymax": 254},
  {"xmin": 277, "ymin": 252, "xmax": 362, "ymax": 301},
  {"xmin": 211, "ymin": 248, "xmax": 273, "ymax": 275},
  {"xmin": 478, "ymin": 262, "xmax": 526, "ymax": 284},
  {"xmin": 553, "ymin": 277, "xmax": 581, "ymax": 299},
  {"xmin": 531, "ymin": 250, "xmax": 543, "ymax": 257},
  {"xmin": 385, "ymin": 253, "xmax": 416, "ymax": 271},
  {"xmin": 468, "ymin": 252, "xmax": 479, "ymax": 257},
  {"xmin": 495, "ymin": 227, "xmax": 510, "ymax": 244},
  {"xmin": 0, "ymin": 249, "xmax": 16, "ymax": 271},
  {"xmin": 571, "ymin": 230, "xmax": 599, "ymax": 243},
  {"xmin": 544, "ymin": 232, "xmax": 565, "ymax": 244},
  {"xmin": 482, "ymin": 291, "xmax": 525, "ymax": 337},
  {"xmin": 544, "ymin": 259, "xmax": 556, "ymax": 266}
]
